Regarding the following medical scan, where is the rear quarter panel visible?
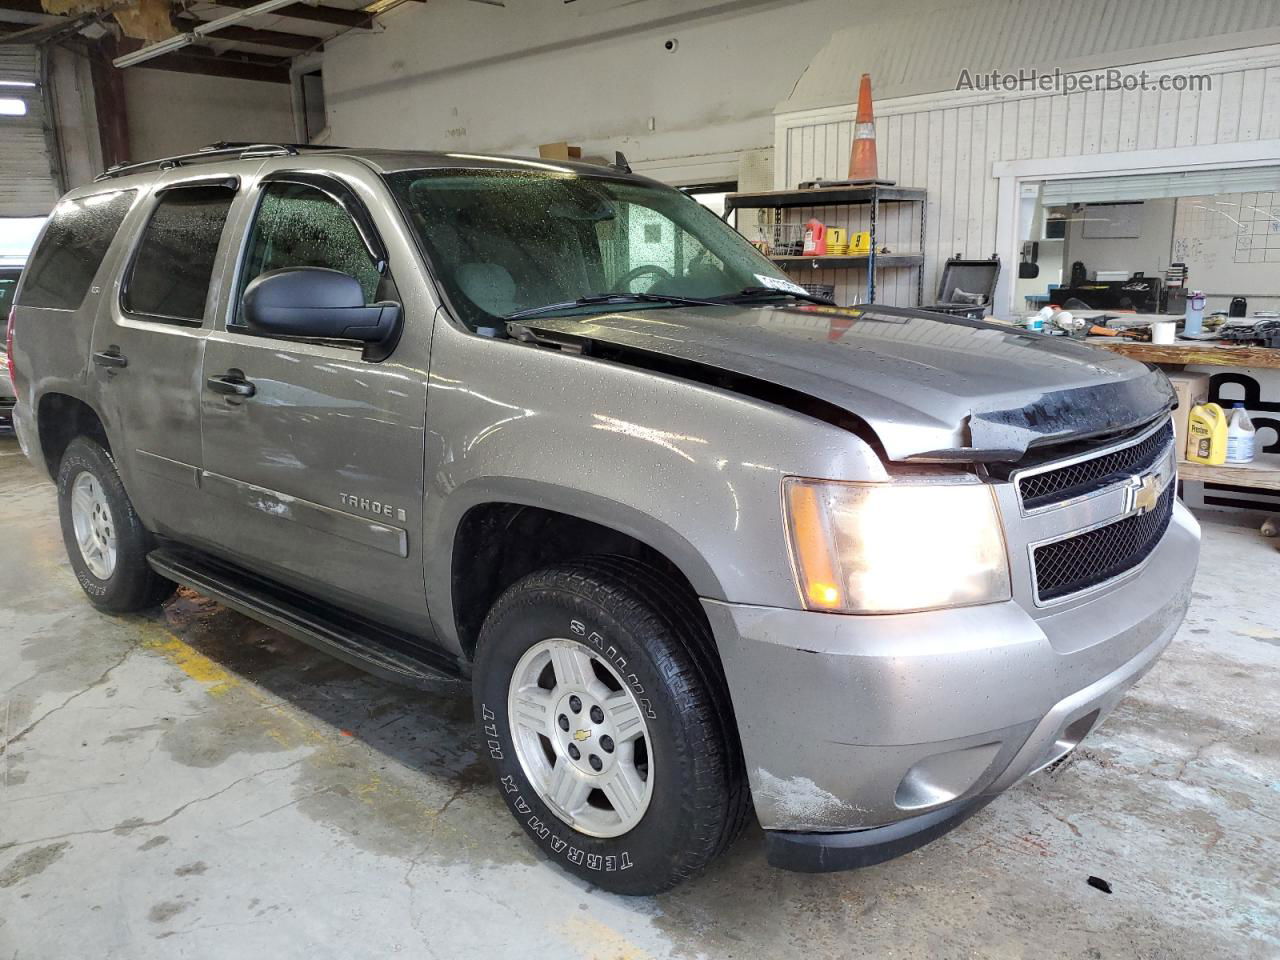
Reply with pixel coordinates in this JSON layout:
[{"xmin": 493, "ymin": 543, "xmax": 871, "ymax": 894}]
[{"xmin": 10, "ymin": 181, "xmax": 154, "ymax": 474}]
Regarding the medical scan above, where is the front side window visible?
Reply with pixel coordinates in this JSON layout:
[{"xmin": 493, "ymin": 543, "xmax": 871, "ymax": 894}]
[
  {"xmin": 124, "ymin": 184, "xmax": 236, "ymax": 323},
  {"xmin": 385, "ymin": 170, "xmax": 797, "ymax": 329},
  {"xmin": 18, "ymin": 190, "xmax": 136, "ymax": 311},
  {"xmin": 233, "ymin": 180, "xmax": 383, "ymax": 328}
]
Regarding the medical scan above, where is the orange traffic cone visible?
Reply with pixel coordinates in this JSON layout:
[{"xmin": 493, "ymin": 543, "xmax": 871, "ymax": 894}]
[
  {"xmin": 848, "ymin": 73, "xmax": 878, "ymax": 182},
  {"xmin": 826, "ymin": 315, "xmax": 856, "ymax": 341}
]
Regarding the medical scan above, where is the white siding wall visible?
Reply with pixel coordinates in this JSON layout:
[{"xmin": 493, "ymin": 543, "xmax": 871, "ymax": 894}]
[{"xmin": 775, "ymin": 44, "xmax": 1280, "ymax": 309}]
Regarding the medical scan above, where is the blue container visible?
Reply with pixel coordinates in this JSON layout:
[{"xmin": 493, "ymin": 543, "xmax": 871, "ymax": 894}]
[{"xmin": 1184, "ymin": 291, "xmax": 1206, "ymax": 336}]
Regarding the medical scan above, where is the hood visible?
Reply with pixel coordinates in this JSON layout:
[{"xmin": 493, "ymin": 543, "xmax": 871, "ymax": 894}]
[{"xmin": 516, "ymin": 303, "xmax": 1176, "ymax": 463}]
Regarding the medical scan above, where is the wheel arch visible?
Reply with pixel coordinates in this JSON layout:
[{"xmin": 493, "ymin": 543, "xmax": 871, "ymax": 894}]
[
  {"xmin": 438, "ymin": 479, "xmax": 726, "ymax": 661},
  {"xmin": 36, "ymin": 391, "xmax": 112, "ymax": 481}
]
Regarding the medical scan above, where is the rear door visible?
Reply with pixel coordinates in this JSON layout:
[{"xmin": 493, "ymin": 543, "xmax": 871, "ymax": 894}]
[
  {"xmin": 89, "ymin": 175, "xmax": 241, "ymax": 538},
  {"xmin": 196, "ymin": 168, "xmax": 432, "ymax": 633}
]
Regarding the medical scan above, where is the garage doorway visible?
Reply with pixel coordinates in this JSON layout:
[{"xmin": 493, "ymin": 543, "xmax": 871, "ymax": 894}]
[{"xmin": 0, "ymin": 46, "xmax": 60, "ymax": 218}]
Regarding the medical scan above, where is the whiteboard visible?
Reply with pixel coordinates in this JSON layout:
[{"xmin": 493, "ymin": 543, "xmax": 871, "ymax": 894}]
[
  {"xmin": 1172, "ymin": 193, "xmax": 1280, "ymax": 298},
  {"xmin": 1082, "ymin": 203, "xmax": 1142, "ymax": 239}
]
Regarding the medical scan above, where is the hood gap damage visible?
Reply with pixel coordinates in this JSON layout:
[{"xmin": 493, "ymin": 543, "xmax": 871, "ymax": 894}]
[{"xmin": 508, "ymin": 322, "xmax": 890, "ymax": 462}]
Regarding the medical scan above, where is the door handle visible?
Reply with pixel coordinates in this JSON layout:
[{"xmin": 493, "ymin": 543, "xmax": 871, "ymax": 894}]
[
  {"xmin": 206, "ymin": 372, "xmax": 256, "ymax": 398},
  {"xmin": 92, "ymin": 348, "xmax": 128, "ymax": 369}
]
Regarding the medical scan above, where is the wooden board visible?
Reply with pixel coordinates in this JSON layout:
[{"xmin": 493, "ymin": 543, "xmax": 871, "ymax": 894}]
[
  {"xmin": 1086, "ymin": 339, "xmax": 1280, "ymax": 370},
  {"xmin": 1179, "ymin": 459, "xmax": 1280, "ymax": 491}
]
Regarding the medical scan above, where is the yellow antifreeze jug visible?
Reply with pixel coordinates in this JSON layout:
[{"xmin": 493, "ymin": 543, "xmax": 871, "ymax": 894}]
[{"xmin": 1186, "ymin": 402, "xmax": 1227, "ymax": 464}]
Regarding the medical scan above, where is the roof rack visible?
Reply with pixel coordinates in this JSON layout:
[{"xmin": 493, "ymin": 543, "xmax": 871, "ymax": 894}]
[{"xmin": 93, "ymin": 142, "xmax": 348, "ymax": 182}]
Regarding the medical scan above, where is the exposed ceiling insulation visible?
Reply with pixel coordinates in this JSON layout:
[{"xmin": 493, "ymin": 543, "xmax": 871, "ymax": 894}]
[{"xmin": 0, "ymin": 0, "xmax": 417, "ymax": 81}]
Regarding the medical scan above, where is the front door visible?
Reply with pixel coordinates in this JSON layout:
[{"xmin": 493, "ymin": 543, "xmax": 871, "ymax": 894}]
[
  {"xmin": 197, "ymin": 172, "xmax": 431, "ymax": 633},
  {"xmin": 90, "ymin": 177, "xmax": 240, "ymax": 539}
]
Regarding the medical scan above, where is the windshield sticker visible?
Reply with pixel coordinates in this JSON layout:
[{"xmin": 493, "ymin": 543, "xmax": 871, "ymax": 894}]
[{"xmin": 754, "ymin": 274, "xmax": 809, "ymax": 296}]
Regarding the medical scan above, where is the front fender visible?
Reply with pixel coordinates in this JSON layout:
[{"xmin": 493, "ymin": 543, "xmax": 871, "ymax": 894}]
[{"xmin": 420, "ymin": 317, "xmax": 887, "ymax": 653}]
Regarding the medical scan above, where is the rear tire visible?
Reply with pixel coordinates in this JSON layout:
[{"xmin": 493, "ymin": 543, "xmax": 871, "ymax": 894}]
[
  {"xmin": 56, "ymin": 437, "xmax": 174, "ymax": 613},
  {"xmin": 473, "ymin": 557, "xmax": 749, "ymax": 895}
]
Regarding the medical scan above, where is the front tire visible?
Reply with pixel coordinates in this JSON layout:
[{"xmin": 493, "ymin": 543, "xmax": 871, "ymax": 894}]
[
  {"xmin": 56, "ymin": 437, "xmax": 174, "ymax": 613},
  {"xmin": 473, "ymin": 557, "xmax": 749, "ymax": 895}
]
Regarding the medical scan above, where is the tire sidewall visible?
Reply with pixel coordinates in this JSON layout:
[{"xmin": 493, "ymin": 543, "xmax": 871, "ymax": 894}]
[
  {"xmin": 474, "ymin": 583, "xmax": 702, "ymax": 893},
  {"xmin": 56, "ymin": 439, "xmax": 148, "ymax": 609}
]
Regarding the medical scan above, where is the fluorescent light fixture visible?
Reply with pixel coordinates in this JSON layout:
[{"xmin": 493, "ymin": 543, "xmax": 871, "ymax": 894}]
[
  {"xmin": 113, "ymin": 33, "xmax": 195, "ymax": 68},
  {"xmin": 194, "ymin": 0, "xmax": 316, "ymax": 35},
  {"xmin": 113, "ymin": 0, "xmax": 312, "ymax": 66},
  {"xmin": 0, "ymin": 98, "xmax": 26, "ymax": 117},
  {"xmin": 0, "ymin": 81, "xmax": 36, "ymax": 89}
]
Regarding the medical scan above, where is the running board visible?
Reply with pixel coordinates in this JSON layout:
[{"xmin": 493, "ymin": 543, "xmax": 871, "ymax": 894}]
[{"xmin": 147, "ymin": 547, "xmax": 466, "ymax": 689}]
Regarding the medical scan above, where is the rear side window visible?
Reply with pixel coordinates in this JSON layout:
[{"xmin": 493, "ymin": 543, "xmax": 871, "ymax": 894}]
[
  {"xmin": 124, "ymin": 184, "xmax": 236, "ymax": 323},
  {"xmin": 18, "ymin": 190, "xmax": 136, "ymax": 310}
]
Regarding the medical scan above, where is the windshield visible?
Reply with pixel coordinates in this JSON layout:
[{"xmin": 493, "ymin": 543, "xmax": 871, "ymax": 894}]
[{"xmin": 385, "ymin": 169, "xmax": 802, "ymax": 329}]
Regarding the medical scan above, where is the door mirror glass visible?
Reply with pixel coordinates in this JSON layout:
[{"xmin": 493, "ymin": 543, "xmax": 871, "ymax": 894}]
[{"xmin": 242, "ymin": 267, "xmax": 399, "ymax": 342}]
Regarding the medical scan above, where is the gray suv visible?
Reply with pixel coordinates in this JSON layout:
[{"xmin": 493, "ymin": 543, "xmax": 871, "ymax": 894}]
[{"xmin": 8, "ymin": 144, "xmax": 1199, "ymax": 894}]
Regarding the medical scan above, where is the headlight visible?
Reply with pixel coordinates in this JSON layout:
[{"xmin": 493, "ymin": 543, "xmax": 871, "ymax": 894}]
[{"xmin": 783, "ymin": 477, "xmax": 1011, "ymax": 614}]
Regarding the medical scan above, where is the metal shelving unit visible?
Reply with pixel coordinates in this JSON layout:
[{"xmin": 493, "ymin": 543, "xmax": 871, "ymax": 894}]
[{"xmin": 724, "ymin": 184, "xmax": 927, "ymax": 305}]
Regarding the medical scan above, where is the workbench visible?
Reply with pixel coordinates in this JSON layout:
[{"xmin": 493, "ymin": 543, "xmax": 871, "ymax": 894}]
[{"xmin": 1086, "ymin": 337, "xmax": 1280, "ymax": 492}]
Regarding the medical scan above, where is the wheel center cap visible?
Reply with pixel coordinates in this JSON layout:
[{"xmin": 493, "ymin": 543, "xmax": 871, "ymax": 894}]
[{"xmin": 555, "ymin": 690, "xmax": 614, "ymax": 776}]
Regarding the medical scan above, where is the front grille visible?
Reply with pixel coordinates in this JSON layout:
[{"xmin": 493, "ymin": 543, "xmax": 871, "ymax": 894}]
[
  {"xmin": 1018, "ymin": 420, "xmax": 1173, "ymax": 511},
  {"xmin": 1033, "ymin": 483, "xmax": 1175, "ymax": 602}
]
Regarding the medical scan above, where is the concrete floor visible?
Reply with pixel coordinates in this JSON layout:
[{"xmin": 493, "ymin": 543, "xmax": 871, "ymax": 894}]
[{"xmin": 1, "ymin": 434, "xmax": 1278, "ymax": 960}]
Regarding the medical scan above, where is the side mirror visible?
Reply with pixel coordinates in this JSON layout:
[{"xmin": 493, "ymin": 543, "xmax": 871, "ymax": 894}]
[{"xmin": 242, "ymin": 267, "xmax": 399, "ymax": 342}]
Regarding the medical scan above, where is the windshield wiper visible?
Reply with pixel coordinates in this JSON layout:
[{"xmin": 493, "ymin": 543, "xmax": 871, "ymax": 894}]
[
  {"xmin": 505, "ymin": 292, "xmax": 722, "ymax": 321},
  {"xmin": 710, "ymin": 285, "xmax": 835, "ymax": 306}
]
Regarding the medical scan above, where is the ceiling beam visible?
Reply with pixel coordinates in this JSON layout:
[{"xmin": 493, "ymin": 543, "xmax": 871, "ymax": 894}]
[
  {"xmin": 116, "ymin": 36, "xmax": 291, "ymax": 83},
  {"xmin": 173, "ymin": 14, "xmax": 318, "ymax": 51},
  {"xmin": 0, "ymin": 0, "xmax": 47, "ymax": 14},
  {"xmin": 179, "ymin": 43, "xmax": 289, "ymax": 69},
  {"xmin": 0, "ymin": 9, "xmax": 56, "ymax": 25},
  {"xmin": 208, "ymin": 0, "xmax": 370, "ymax": 29},
  {"xmin": 138, "ymin": 50, "xmax": 290, "ymax": 83}
]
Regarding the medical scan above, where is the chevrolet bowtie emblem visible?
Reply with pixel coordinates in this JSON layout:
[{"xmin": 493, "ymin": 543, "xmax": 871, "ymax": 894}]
[
  {"xmin": 573, "ymin": 729, "xmax": 592, "ymax": 742},
  {"xmin": 1131, "ymin": 472, "xmax": 1161, "ymax": 515}
]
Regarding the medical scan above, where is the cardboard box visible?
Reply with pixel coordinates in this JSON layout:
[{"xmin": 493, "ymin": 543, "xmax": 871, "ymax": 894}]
[
  {"xmin": 538, "ymin": 142, "xmax": 582, "ymax": 161},
  {"xmin": 1167, "ymin": 371, "xmax": 1210, "ymax": 461}
]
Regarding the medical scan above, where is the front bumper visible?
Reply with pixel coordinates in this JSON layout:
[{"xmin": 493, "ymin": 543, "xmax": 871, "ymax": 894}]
[{"xmin": 703, "ymin": 501, "xmax": 1199, "ymax": 869}]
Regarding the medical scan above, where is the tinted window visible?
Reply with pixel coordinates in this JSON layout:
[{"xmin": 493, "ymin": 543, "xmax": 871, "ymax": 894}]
[
  {"xmin": 124, "ymin": 185, "xmax": 235, "ymax": 322},
  {"xmin": 234, "ymin": 181, "xmax": 381, "ymax": 326},
  {"xmin": 18, "ymin": 190, "xmax": 135, "ymax": 310}
]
